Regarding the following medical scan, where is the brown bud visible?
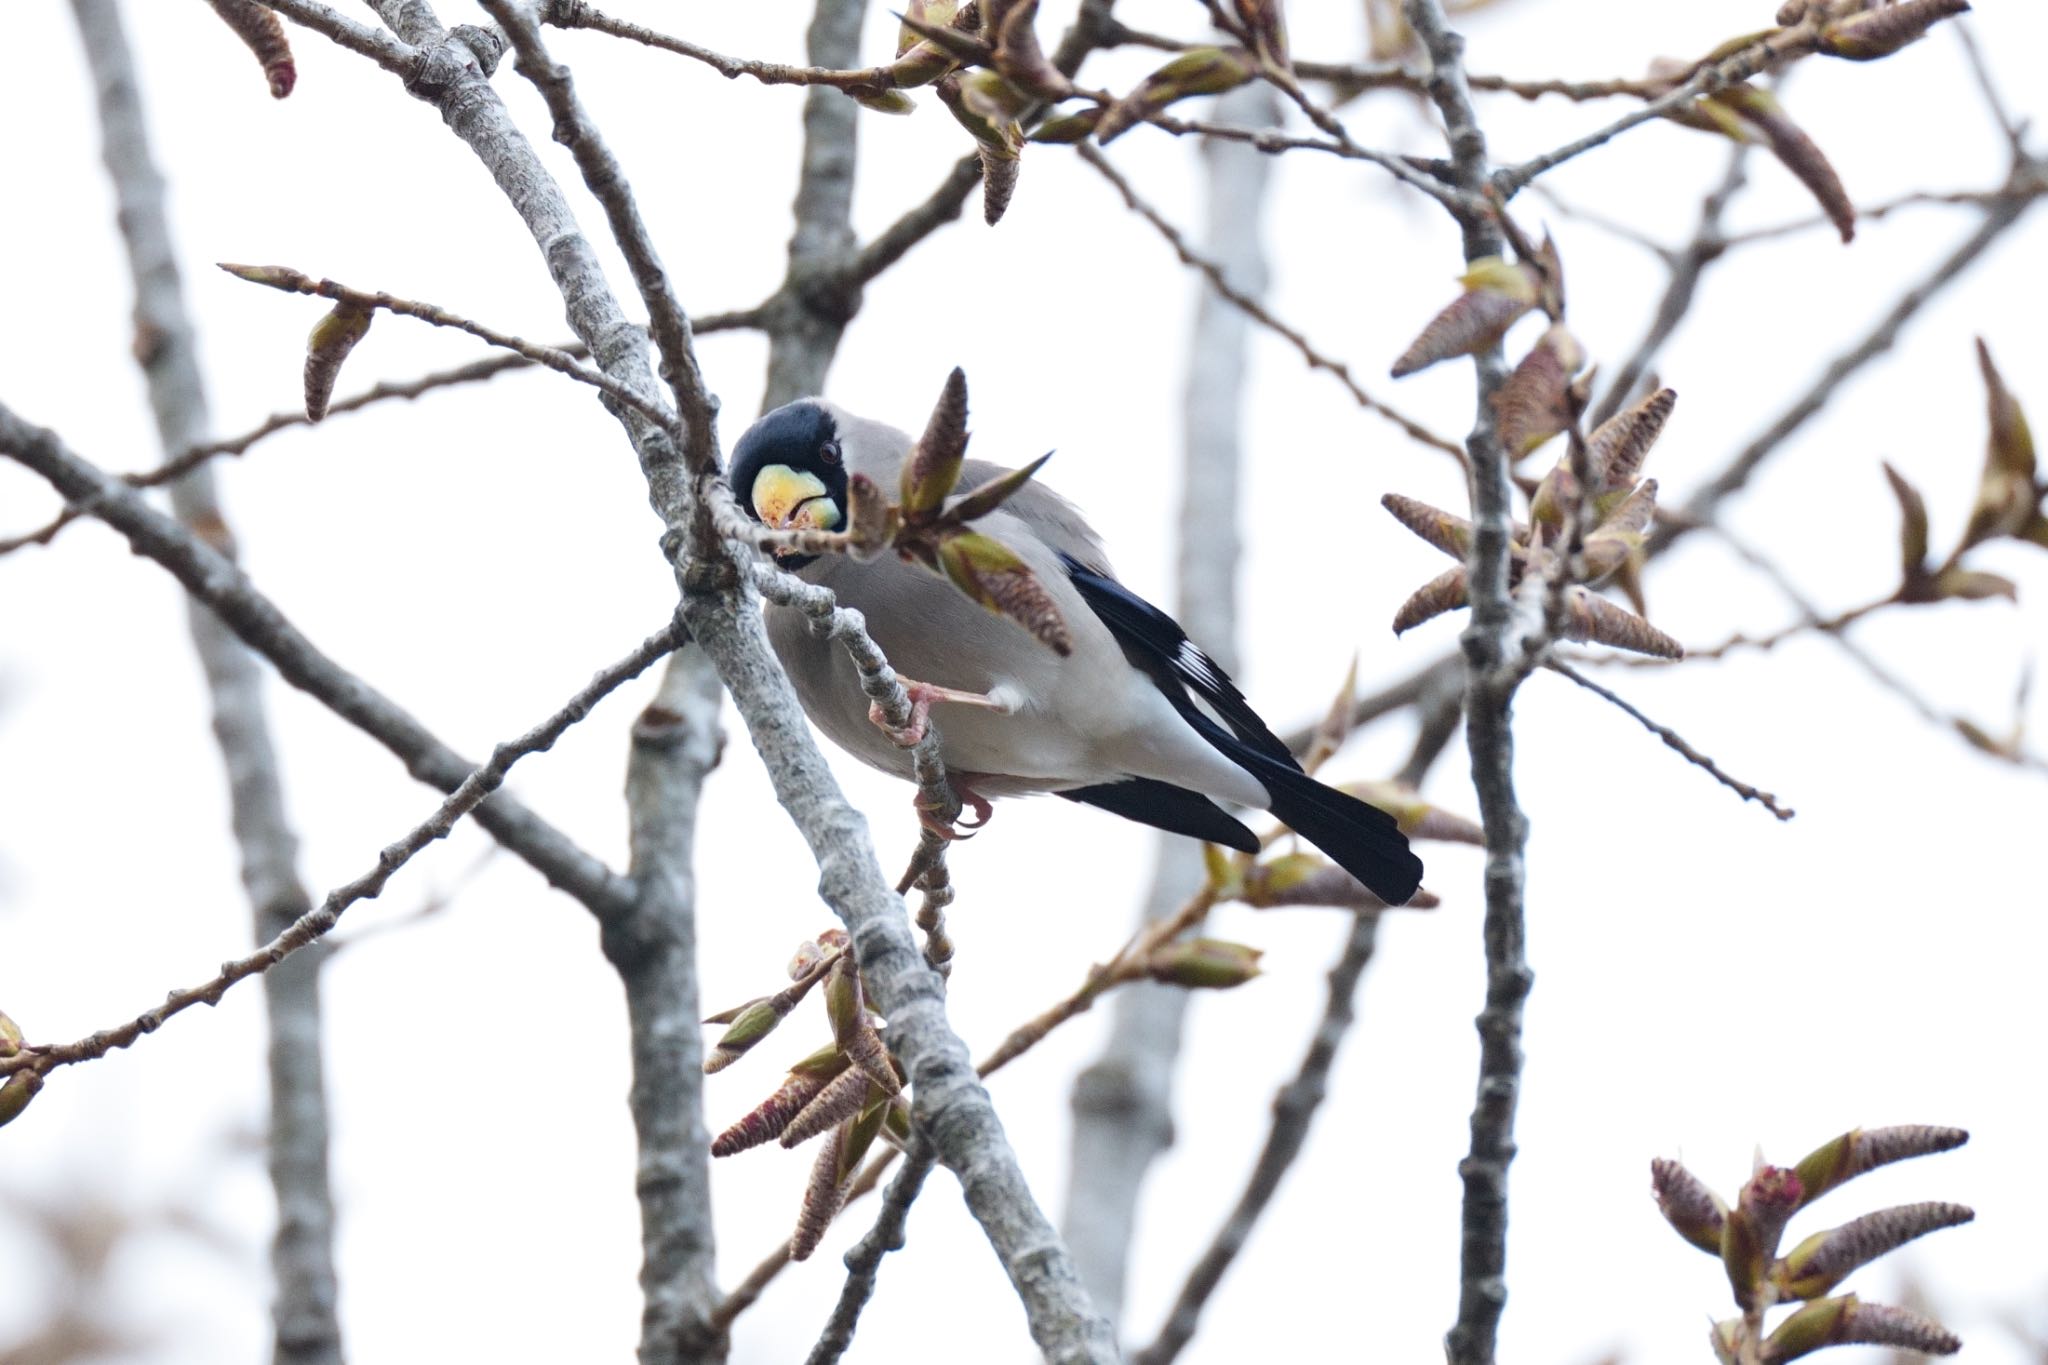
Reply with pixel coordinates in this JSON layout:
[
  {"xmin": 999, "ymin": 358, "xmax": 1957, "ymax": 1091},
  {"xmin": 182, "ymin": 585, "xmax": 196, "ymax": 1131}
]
[
  {"xmin": 789, "ymin": 1123, "xmax": 852, "ymax": 1261},
  {"xmin": 991, "ymin": 0, "xmax": 1069, "ymax": 100},
  {"xmin": 1775, "ymin": 1201, "xmax": 1974, "ymax": 1299},
  {"xmin": 1715, "ymin": 85, "xmax": 1854, "ymax": 242},
  {"xmin": 1390, "ymin": 258, "xmax": 1541, "ymax": 378},
  {"xmin": 1651, "ymin": 1156, "xmax": 1727, "ymax": 1256},
  {"xmin": 1585, "ymin": 387, "xmax": 1675, "ymax": 494},
  {"xmin": 205, "ymin": 0, "xmax": 296, "ymax": 98},
  {"xmin": 1392, "ymin": 565, "xmax": 1470, "ymax": 635},
  {"xmin": 1560, "ymin": 587, "xmax": 1683, "ymax": 658},
  {"xmin": 1381, "ymin": 493, "xmax": 1476, "ymax": 559},
  {"xmin": 902, "ymin": 367, "xmax": 972, "ymax": 515},
  {"xmin": 780, "ymin": 1067, "xmax": 876, "ymax": 1148},
  {"xmin": 1762, "ymin": 1294, "xmax": 1961, "ymax": 1362},
  {"xmin": 1962, "ymin": 338, "xmax": 2040, "ymax": 548},
  {"xmin": 1818, "ymin": 0, "xmax": 1971, "ymax": 61},
  {"xmin": 1492, "ymin": 324, "xmax": 1586, "ymax": 459},
  {"xmin": 1231, "ymin": 0, "xmax": 1290, "ymax": 74},
  {"xmin": 1791, "ymin": 1125, "xmax": 1968, "ymax": 1209},
  {"xmin": 712, "ymin": 1067, "xmax": 837, "ymax": 1157},
  {"xmin": 935, "ymin": 530, "xmax": 1074, "ymax": 655},
  {"xmin": 1723, "ymin": 1164, "xmax": 1804, "ymax": 1305},
  {"xmin": 304, "ymin": 301, "xmax": 373, "ymax": 422},
  {"xmin": 1095, "ymin": 47, "xmax": 1258, "ymax": 143}
]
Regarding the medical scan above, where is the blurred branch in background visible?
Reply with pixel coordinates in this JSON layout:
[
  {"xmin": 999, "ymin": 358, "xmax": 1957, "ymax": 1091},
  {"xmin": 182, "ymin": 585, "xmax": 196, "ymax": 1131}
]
[
  {"xmin": 1062, "ymin": 74, "xmax": 1278, "ymax": 1329},
  {"xmin": 68, "ymin": 3, "xmax": 341, "ymax": 1358}
]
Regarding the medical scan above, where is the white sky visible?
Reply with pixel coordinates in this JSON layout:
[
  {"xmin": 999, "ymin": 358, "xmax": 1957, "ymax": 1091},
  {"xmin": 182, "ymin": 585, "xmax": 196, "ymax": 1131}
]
[{"xmin": 2, "ymin": 2, "xmax": 2045, "ymax": 1362}]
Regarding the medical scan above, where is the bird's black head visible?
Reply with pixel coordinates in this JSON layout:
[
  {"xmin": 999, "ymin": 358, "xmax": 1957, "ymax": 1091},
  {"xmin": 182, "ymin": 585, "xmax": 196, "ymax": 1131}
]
[{"xmin": 729, "ymin": 401, "xmax": 849, "ymax": 563}]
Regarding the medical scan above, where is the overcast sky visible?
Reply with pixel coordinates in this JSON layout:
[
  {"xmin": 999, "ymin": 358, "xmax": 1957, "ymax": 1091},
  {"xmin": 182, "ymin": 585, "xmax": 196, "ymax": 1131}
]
[{"xmin": 2, "ymin": 2, "xmax": 2045, "ymax": 1362}]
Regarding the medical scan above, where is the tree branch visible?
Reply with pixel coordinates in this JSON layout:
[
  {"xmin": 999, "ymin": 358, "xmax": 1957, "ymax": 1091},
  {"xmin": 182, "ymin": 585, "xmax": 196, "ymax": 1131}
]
[
  {"xmin": 1401, "ymin": 6, "xmax": 1529, "ymax": 1364},
  {"xmin": 1544, "ymin": 659, "xmax": 1796, "ymax": 820},
  {"xmin": 0, "ymin": 615, "xmax": 682, "ymax": 1079},
  {"xmin": 615, "ymin": 643, "xmax": 726, "ymax": 1363},
  {"xmin": 0, "ymin": 407, "xmax": 639, "ymax": 920},
  {"xmin": 1077, "ymin": 143, "xmax": 1466, "ymax": 463}
]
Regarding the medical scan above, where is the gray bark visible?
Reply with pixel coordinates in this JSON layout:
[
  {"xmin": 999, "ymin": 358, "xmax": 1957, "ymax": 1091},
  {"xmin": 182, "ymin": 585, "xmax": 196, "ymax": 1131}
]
[{"xmin": 616, "ymin": 645, "xmax": 727, "ymax": 1363}]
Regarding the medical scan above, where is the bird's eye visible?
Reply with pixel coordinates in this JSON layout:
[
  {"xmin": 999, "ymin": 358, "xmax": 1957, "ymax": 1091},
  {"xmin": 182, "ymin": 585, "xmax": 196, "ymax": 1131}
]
[{"xmin": 819, "ymin": 438, "xmax": 842, "ymax": 468}]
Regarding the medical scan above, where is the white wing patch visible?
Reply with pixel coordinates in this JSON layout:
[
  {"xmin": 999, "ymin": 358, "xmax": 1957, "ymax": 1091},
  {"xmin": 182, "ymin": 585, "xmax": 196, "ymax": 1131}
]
[{"xmin": 1175, "ymin": 640, "xmax": 1228, "ymax": 693}]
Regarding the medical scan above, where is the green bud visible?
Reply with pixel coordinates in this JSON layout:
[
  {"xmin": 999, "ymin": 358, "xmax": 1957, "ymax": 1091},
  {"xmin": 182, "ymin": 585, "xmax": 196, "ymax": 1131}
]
[
  {"xmin": 0, "ymin": 1070, "xmax": 40, "ymax": 1128},
  {"xmin": 1146, "ymin": 938, "xmax": 1264, "ymax": 990}
]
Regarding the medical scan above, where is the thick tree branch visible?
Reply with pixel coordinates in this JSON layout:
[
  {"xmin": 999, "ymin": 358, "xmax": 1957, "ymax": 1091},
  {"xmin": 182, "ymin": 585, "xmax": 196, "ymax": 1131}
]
[{"xmin": 615, "ymin": 644, "xmax": 726, "ymax": 1363}]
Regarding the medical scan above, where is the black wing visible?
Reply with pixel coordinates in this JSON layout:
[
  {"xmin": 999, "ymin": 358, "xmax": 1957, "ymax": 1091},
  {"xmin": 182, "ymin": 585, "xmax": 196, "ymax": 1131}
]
[
  {"xmin": 1058, "ymin": 554, "xmax": 1298, "ymax": 767},
  {"xmin": 1057, "ymin": 778, "xmax": 1260, "ymax": 853}
]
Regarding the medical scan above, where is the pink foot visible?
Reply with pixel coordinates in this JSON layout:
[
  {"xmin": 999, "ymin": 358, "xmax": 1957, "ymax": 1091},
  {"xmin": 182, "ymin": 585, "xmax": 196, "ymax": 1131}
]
[
  {"xmin": 869, "ymin": 686, "xmax": 933, "ymax": 748},
  {"xmin": 915, "ymin": 775, "xmax": 995, "ymax": 841}
]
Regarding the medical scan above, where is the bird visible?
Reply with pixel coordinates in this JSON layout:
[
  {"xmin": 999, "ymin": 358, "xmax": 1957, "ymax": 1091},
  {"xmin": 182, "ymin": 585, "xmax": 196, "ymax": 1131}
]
[{"xmin": 728, "ymin": 394, "xmax": 1424, "ymax": 907}]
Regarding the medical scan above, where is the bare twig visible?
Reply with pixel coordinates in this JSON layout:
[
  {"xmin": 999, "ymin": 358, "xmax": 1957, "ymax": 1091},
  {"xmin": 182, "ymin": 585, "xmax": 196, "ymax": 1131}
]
[
  {"xmin": 1077, "ymin": 143, "xmax": 1466, "ymax": 463},
  {"xmin": 1545, "ymin": 659, "xmax": 1796, "ymax": 820},
  {"xmin": 266, "ymin": 0, "xmax": 415, "ymax": 73},
  {"xmin": 544, "ymin": 0, "xmax": 899, "ymax": 97},
  {"xmin": 486, "ymin": 0, "xmax": 713, "ymax": 462},
  {"xmin": 1663, "ymin": 596, "xmax": 1891, "ymax": 663},
  {"xmin": 1492, "ymin": 23, "xmax": 1831, "ymax": 197},
  {"xmin": 0, "ymin": 407, "xmax": 639, "ymax": 919},
  {"xmin": 0, "ymin": 347, "xmax": 578, "ymax": 557},
  {"xmin": 1131, "ymin": 909, "xmax": 1384, "ymax": 1365},
  {"xmin": 1710, "ymin": 528, "xmax": 2048, "ymax": 776},
  {"xmin": 215, "ymin": 261, "xmax": 680, "ymax": 435},
  {"xmin": 0, "ymin": 617, "xmax": 683, "ymax": 1080},
  {"xmin": 1657, "ymin": 158, "xmax": 2047, "ymax": 554}
]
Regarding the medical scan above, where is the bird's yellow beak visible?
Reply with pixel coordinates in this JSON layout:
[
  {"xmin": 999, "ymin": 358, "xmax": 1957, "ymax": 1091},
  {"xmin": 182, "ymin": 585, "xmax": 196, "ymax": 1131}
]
[{"xmin": 752, "ymin": 464, "xmax": 842, "ymax": 531}]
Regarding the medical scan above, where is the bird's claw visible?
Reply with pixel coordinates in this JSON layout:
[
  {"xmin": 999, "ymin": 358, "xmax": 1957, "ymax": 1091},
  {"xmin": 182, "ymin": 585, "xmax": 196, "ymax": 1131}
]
[
  {"xmin": 914, "ymin": 780, "xmax": 994, "ymax": 841},
  {"xmin": 869, "ymin": 691, "xmax": 931, "ymax": 748}
]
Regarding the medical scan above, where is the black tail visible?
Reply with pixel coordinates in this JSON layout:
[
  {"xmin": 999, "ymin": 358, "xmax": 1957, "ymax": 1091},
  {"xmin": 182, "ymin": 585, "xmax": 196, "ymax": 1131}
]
[{"xmin": 1245, "ymin": 748, "xmax": 1423, "ymax": 906}]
